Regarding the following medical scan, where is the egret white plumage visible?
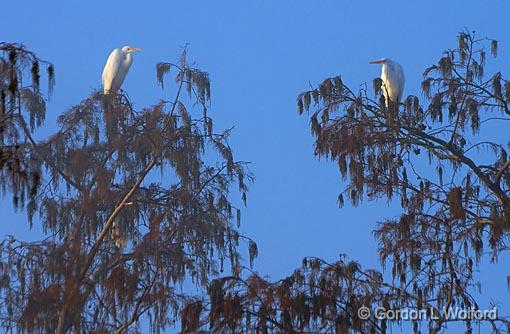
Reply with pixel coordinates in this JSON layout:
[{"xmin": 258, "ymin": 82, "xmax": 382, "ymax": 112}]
[
  {"xmin": 102, "ymin": 46, "xmax": 141, "ymax": 95},
  {"xmin": 370, "ymin": 58, "xmax": 405, "ymax": 106}
]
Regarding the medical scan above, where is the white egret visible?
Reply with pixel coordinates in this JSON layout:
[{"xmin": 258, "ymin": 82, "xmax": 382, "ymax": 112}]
[
  {"xmin": 102, "ymin": 46, "xmax": 141, "ymax": 95},
  {"xmin": 370, "ymin": 58, "xmax": 405, "ymax": 106}
]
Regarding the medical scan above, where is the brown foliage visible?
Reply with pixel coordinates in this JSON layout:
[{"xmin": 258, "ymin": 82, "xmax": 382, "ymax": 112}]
[
  {"xmin": 3, "ymin": 31, "xmax": 510, "ymax": 334},
  {"xmin": 181, "ymin": 31, "xmax": 510, "ymax": 333},
  {"xmin": 0, "ymin": 45, "xmax": 254, "ymax": 333}
]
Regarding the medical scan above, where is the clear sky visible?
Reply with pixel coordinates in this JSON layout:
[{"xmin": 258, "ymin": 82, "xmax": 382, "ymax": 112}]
[{"xmin": 2, "ymin": 0, "xmax": 510, "ymax": 332}]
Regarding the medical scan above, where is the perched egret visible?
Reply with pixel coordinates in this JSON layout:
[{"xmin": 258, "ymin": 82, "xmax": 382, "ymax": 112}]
[
  {"xmin": 370, "ymin": 58, "xmax": 405, "ymax": 106},
  {"xmin": 102, "ymin": 46, "xmax": 141, "ymax": 95}
]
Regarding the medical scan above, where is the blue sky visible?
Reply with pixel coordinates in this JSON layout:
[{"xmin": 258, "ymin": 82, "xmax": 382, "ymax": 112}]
[{"xmin": 2, "ymin": 0, "xmax": 510, "ymax": 331}]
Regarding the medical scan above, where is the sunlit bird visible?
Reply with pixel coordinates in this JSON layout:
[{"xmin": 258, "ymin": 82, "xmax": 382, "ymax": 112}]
[
  {"xmin": 102, "ymin": 46, "xmax": 141, "ymax": 95},
  {"xmin": 370, "ymin": 58, "xmax": 405, "ymax": 106}
]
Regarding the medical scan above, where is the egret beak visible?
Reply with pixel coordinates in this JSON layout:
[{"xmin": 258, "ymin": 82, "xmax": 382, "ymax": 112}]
[
  {"xmin": 369, "ymin": 60, "xmax": 384, "ymax": 64},
  {"xmin": 131, "ymin": 47, "xmax": 142, "ymax": 52}
]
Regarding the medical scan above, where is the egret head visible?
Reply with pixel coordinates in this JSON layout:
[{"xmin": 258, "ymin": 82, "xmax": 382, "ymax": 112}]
[
  {"xmin": 121, "ymin": 46, "xmax": 142, "ymax": 53},
  {"xmin": 369, "ymin": 58, "xmax": 389, "ymax": 65}
]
